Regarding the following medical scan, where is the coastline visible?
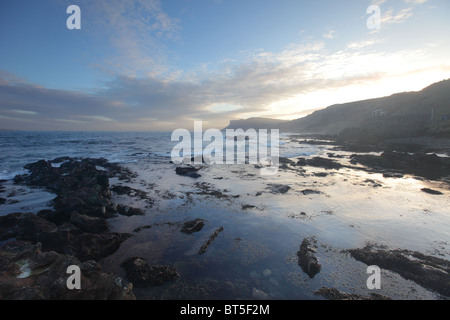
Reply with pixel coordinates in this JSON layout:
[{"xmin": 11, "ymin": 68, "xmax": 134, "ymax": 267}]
[{"xmin": 0, "ymin": 133, "xmax": 449, "ymax": 300}]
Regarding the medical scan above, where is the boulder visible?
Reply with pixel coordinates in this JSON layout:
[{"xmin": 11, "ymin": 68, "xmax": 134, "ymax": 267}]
[
  {"xmin": 120, "ymin": 257, "xmax": 179, "ymax": 287},
  {"xmin": 175, "ymin": 167, "xmax": 202, "ymax": 178},
  {"xmin": 70, "ymin": 212, "xmax": 109, "ymax": 234},
  {"xmin": 297, "ymin": 238, "xmax": 321, "ymax": 279},
  {"xmin": 0, "ymin": 241, "xmax": 135, "ymax": 300},
  {"xmin": 181, "ymin": 219, "xmax": 205, "ymax": 234}
]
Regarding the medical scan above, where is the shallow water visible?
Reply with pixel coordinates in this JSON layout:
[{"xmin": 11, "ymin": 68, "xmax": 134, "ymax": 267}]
[{"xmin": 0, "ymin": 131, "xmax": 448, "ymax": 300}]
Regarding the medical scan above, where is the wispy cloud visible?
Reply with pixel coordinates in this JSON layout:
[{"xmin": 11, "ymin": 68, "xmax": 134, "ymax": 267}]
[
  {"xmin": 79, "ymin": 0, "xmax": 181, "ymax": 78},
  {"xmin": 1, "ymin": 35, "xmax": 446, "ymax": 131},
  {"xmin": 381, "ymin": 7, "xmax": 414, "ymax": 26},
  {"xmin": 11, "ymin": 109, "xmax": 38, "ymax": 115},
  {"xmin": 404, "ymin": 0, "xmax": 428, "ymax": 4},
  {"xmin": 323, "ymin": 30, "xmax": 338, "ymax": 39}
]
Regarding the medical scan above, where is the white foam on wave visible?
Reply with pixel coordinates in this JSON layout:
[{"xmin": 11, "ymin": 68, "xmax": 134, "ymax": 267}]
[{"xmin": 0, "ymin": 169, "xmax": 28, "ymax": 181}]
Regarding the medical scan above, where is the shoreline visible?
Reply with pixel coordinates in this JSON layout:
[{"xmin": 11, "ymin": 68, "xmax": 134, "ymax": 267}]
[{"xmin": 0, "ymin": 135, "xmax": 449, "ymax": 300}]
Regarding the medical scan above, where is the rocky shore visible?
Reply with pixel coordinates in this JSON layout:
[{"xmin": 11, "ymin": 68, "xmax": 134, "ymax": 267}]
[
  {"xmin": 0, "ymin": 157, "xmax": 179, "ymax": 300},
  {"xmin": 1, "ymin": 132, "xmax": 449, "ymax": 300}
]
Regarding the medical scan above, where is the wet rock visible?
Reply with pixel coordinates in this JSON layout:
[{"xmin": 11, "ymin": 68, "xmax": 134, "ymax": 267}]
[
  {"xmin": 364, "ymin": 179, "xmax": 382, "ymax": 188},
  {"xmin": 1, "ymin": 212, "xmax": 129, "ymax": 262},
  {"xmin": 176, "ymin": 166, "xmax": 202, "ymax": 178},
  {"xmin": 266, "ymin": 184, "xmax": 291, "ymax": 194},
  {"xmin": 348, "ymin": 245, "xmax": 450, "ymax": 297},
  {"xmin": 111, "ymin": 185, "xmax": 150, "ymax": 202},
  {"xmin": 181, "ymin": 219, "xmax": 205, "ymax": 234},
  {"xmin": 383, "ymin": 172, "xmax": 404, "ymax": 178},
  {"xmin": 350, "ymin": 151, "xmax": 450, "ymax": 179},
  {"xmin": 198, "ymin": 227, "xmax": 224, "ymax": 255},
  {"xmin": 116, "ymin": 204, "xmax": 145, "ymax": 217},
  {"xmin": 111, "ymin": 185, "xmax": 133, "ymax": 195},
  {"xmin": 327, "ymin": 153, "xmax": 344, "ymax": 159},
  {"xmin": 297, "ymin": 238, "xmax": 321, "ymax": 279},
  {"xmin": 0, "ymin": 241, "xmax": 135, "ymax": 300},
  {"xmin": 300, "ymin": 189, "xmax": 322, "ymax": 196},
  {"xmin": 313, "ymin": 172, "xmax": 329, "ymax": 177},
  {"xmin": 15, "ymin": 213, "xmax": 58, "ymax": 243},
  {"xmin": 296, "ymin": 157, "xmax": 343, "ymax": 170},
  {"xmin": 133, "ymin": 225, "xmax": 152, "ymax": 233},
  {"xmin": 193, "ymin": 182, "xmax": 230, "ymax": 199},
  {"xmin": 421, "ymin": 188, "xmax": 443, "ymax": 195},
  {"xmin": 315, "ymin": 287, "xmax": 391, "ymax": 300},
  {"xmin": 69, "ymin": 212, "xmax": 109, "ymax": 234},
  {"xmin": 13, "ymin": 158, "xmax": 133, "ymax": 218},
  {"xmin": 120, "ymin": 257, "xmax": 179, "ymax": 287},
  {"xmin": 0, "ymin": 212, "xmax": 21, "ymax": 241},
  {"xmin": 40, "ymin": 231, "xmax": 131, "ymax": 262}
]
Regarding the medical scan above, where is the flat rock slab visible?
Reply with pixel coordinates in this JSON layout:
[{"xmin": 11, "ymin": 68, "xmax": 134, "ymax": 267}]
[{"xmin": 348, "ymin": 245, "xmax": 450, "ymax": 297}]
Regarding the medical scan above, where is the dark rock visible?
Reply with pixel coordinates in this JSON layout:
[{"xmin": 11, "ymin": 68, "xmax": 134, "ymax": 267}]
[
  {"xmin": 133, "ymin": 225, "xmax": 152, "ymax": 233},
  {"xmin": 111, "ymin": 185, "xmax": 133, "ymax": 195},
  {"xmin": 0, "ymin": 197, "xmax": 6, "ymax": 205},
  {"xmin": 181, "ymin": 219, "xmax": 205, "ymax": 234},
  {"xmin": 296, "ymin": 157, "xmax": 343, "ymax": 170},
  {"xmin": 111, "ymin": 186, "xmax": 151, "ymax": 202},
  {"xmin": 116, "ymin": 204, "xmax": 145, "ymax": 217},
  {"xmin": 0, "ymin": 212, "xmax": 21, "ymax": 241},
  {"xmin": 297, "ymin": 238, "xmax": 321, "ymax": 278},
  {"xmin": 50, "ymin": 156, "xmax": 72, "ymax": 164},
  {"xmin": 70, "ymin": 212, "xmax": 109, "ymax": 233},
  {"xmin": 301, "ymin": 189, "xmax": 322, "ymax": 195},
  {"xmin": 327, "ymin": 153, "xmax": 344, "ymax": 159},
  {"xmin": 351, "ymin": 151, "xmax": 450, "ymax": 179},
  {"xmin": 267, "ymin": 184, "xmax": 291, "ymax": 194},
  {"xmin": 348, "ymin": 245, "xmax": 450, "ymax": 297},
  {"xmin": 198, "ymin": 227, "xmax": 224, "ymax": 255},
  {"xmin": 383, "ymin": 172, "xmax": 404, "ymax": 178},
  {"xmin": 2, "ymin": 212, "xmax": 128, "ymax": 262},
  {"xmin": 120, "ymin": 257, "xmax": 179, "ymax": 287},
  {"xmin": 39, "ymin": 231, "xmax": 131, "ymax": 262},
  {"xmin": 0, "ymin": 241, "xmax": 135, "ymax": 300},
  {"xmin": 37, "ymin": 209, "xmax": 72, "ymax": 226},
  {"xmin": 313, "ymin": 172, "xmax": 329, "ymax": 177},
  {"xmin": 15, "ymin": 213, "xmax": 58, "ymax": 243},
  {"xmin": 421, "ymin": 188, "xmax": 443, "ymax": 195},
  {"xmin": 364, "ymin": 179, "xmax": 382, "ymax": 188},
  {"xmin": 315, "ymin": 287, "xmax": 391, "ymax": 300},
  {"xmin": 176, "ymin": 166, "xmax": 201, "ymax": 178}
]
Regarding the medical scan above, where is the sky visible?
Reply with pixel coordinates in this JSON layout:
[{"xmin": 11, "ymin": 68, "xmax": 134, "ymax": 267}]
[{"xmin": 0, "ymin": 0, "xmax": 449, "ymax": 131}]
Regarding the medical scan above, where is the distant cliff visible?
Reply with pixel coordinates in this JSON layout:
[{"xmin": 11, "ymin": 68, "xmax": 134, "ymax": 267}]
[
  {"xmin": 224, "ymin": 79, "xmax": 450, "ymax": 141},
  {"xmin": 225, "ymin": 117, "xmax": 288, "ymax": 130}
]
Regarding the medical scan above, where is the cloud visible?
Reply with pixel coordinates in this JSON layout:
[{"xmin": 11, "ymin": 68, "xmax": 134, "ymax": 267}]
[
  {"xmin": 381, "ymin": 7, "xmax": 414, "ymax": 26},
  {"xmin": 12, "ymin": 110, "xmax": 38, "ymax": 115},
  {"xmin": 2, "ymin": 34, "xmax": 446, "ymax": 132},
  {"xmin": 78, "ymin": 0, "xmax": 181, "ymax": 78},
  {"xmin": 323, "ymin": 30, "xmax": 338, "ymax": 39},
  {"xmin": 404, "ymin": 0, "xmax": 428, "ymax": 4}
]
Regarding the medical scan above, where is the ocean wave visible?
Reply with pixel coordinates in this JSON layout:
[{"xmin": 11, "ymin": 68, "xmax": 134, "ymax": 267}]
[{"xmin": 0, "ymin": 169, "xmax": 28, "ymax": 181}]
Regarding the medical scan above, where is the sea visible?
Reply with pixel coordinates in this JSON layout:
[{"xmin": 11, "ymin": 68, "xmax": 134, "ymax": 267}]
[{"xmin": 0, "ymin": 131, "xmax": 449, "ymax": 300}]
